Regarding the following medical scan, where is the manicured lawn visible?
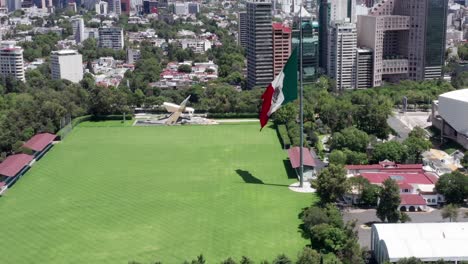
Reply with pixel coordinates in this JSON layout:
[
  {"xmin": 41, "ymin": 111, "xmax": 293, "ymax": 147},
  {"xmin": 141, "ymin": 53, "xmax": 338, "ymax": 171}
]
[{"xmin": 0, "ymin": 123, "xmax": 316, "ymax": 264}]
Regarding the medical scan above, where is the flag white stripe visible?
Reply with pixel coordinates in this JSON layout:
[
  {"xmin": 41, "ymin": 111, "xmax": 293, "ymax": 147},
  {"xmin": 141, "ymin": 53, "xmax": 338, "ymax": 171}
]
[{"xmin": 267, "ymin": 71, "xmax": 285, "ymax": 116}]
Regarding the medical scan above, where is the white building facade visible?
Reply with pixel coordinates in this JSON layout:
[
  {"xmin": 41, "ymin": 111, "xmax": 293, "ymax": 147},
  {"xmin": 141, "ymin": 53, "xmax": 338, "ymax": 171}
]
[
  {"xmin": 0, "ymin": 42, "xmax": 25, "ymax": 82},
  {"xmin": 50, "ymin": 50, "xmax": 83, "ymax": 83}
]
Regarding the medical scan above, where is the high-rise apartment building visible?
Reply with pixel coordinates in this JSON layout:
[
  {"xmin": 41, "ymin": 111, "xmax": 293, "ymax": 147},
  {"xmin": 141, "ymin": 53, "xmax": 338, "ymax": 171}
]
[
  {"xmin": 272, "ymin": 23, "xmax": 291, "ymax": 77},
  {"xmin": 71, "ymin": 17, "xmax": 85, "ymax": 44},
  {"xmin": 187, "ymin": 2, "xmax": 199, "ymax": 14},
  {"xmin": 95, "ymin": 0, "xmax": 108, "ymax": 14},
  {"xmin": 327, "ymin": 21, "xmax": 357, "ymax": 90},
  {"xmin": 356, "ymin": 48, "xmax": 373, "ymax": 88},
  {"xmin": 0, "ymin": 42, "xmax": 25, "ymax": 82},
  {"xmin": 120, "ymin": 0, "xmax": 130, "ymax": 14},
  {"xmin": 318, "ymin": 0, "xmax": 356, "ymax": 74},
  {"xmin": 7, "ymin": 0, "xmax": 21, "ymax": 11},
  {"xmin": 238, "ymin": 11, "xmax": 247, "ymax": 48},
  {"xmin": 142, "ymin": 0, "xmax": 157, "ymax": 14},
  {"xmin": 98, "ymin": 27, "xmax": 124, "ymax": 50},
  {"xmin": 357, "ymin": 0, "xmax": 448, "ymax": 87},
  {"xmin": 246, "ymin": 0, "xmax": 273, "ymax": 89},
  {"xmin": 50, "ymin": 50, "xmax": 83, "ymax": 83},
  {"xmin": 292, "ymin": 8, "xmax": 319, "ymax": 82}
]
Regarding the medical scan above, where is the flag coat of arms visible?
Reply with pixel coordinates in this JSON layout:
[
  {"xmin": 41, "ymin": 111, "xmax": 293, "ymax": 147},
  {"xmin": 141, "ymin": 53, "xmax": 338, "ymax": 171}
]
[{"xmin": 259, "ymin": 48, "xmax": 298, "ymax": 129}]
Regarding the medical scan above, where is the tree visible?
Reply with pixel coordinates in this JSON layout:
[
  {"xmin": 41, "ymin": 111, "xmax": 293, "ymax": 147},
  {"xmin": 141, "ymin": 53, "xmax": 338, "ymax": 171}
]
[
  {"xmin": 310, "ymin": 224, "xmax": 348, "ymax": 253},
  {"xmin": 272, "ymin": 254, "xmax": 292, "ymax": 264},
  {"xmin": 178, "ymin": 64, "xmax": 192, "ymax": 73},
  {"xmin": 462, "ymin": 151, "xmax": 468, "ymax": 168},
  {"xmin": 400, "ymin": 212, "xmax": 412, "ymax": 223},
  {"xmin": 329, "ymin": 150, "xmax": 347, "ymax": 165},
  {"xmin": 371, "ymin": 141, "xmax": 407, "ymax": 163},
  {"xmin": 240, "ymin": 256, "xmax": 254, "ymax": 264},
  {"xmin": 441, "ymin": 204, "xmax": 459, "ymax": 222},
  {"xmin": 296, "ymin": 247, "xmax": 320, "ymax": 264},
  {"xmin": 343, "ymin": 148, "xmax": 368, "ymax": 165},
  {"xmin": 300, "ymin": 204, "xmax": 344, "ymax": 240},
  {"xmin": 272, "ymin": 103, "xmax": 298, "ymax": 124},
  {"xmin": 311, "ymin": 164, "xmax": 349, "ymax": 204},
  {"xmin": 396, "ymin": 258, "xmax": 423, "ymax": 264},
  {"xmin": 221, "ymin": 257, "xmax": 237, "ymax": 264},
  {"xmin": 348, "ymin": 176, "xmax": 370, "ymax": 197},
  {"xmin": 377, "ymin": 178, "xmax": 401, "ymax": 223},
  {"xmin": 191, "ymin": 255, "xmax": 206, "ymax": 264},
  {"xmin": 360, "ymin": 184, "xmax": 380, "ymax": 207},
  {"xmin": 403, "ymin": 127, "xmax": 431, "ymax": 163},
  {"xmin": 435, "ymin": 171, "xmax": 468, "ymax": 205},
  {"xmin": 330, "ymin": 127, "xmax": 369, "ymax": 152}
]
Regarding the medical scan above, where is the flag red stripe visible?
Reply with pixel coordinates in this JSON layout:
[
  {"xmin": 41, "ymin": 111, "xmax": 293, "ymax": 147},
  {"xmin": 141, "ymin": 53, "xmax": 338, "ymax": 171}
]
[{"xmin": 259, "ymin": 83, "xmax": 274, "ymax": 129}]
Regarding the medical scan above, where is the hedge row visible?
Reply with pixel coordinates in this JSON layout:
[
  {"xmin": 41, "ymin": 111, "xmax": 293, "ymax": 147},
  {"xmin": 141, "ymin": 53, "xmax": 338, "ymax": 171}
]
[
  {"xmin": 57, "ymin": 114, "xmax": 134, "ymax": 138},
  {"xmin": 277, "ymin": 124, "xmax": 291, "ymax": 149},
  {"xmin": 206, "ymin": 113, "xmax": 258, "ymax": 119}
]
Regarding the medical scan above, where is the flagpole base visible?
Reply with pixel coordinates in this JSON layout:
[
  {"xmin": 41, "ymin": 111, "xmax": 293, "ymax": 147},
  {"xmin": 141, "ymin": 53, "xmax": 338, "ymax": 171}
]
[{"xmin": 288, "ymin": 181, "xmax": 316, "ymax": 193}]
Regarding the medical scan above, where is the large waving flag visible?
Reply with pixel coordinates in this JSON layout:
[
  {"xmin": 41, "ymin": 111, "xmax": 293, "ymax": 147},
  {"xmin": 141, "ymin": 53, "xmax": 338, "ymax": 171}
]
[{"xmin": 259, "ymin": 48, "xmax": 298, "ymax": 130}]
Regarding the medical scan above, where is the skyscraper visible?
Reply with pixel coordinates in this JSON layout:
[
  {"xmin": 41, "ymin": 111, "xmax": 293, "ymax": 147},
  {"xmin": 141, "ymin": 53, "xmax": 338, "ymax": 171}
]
[
  {"xmin": 327, "ymin": 21, "xmax": 357, "ymax": 90},
  {"xmin": 238, "ymin": 11, "xmax": 247, "ymax": 48},
  {"xmin": 71, "ymin": 17, "xmax": 85, "ymax": 44},
  {"xmin": 318, "ymin": 0, "xmax": 356, "ymax": 74},
  {"xmin": 292, "ymin": 8, "xmax": 319, "ymax": 82},
  {"xmin": 246, "ymin": 0, "xmax": 273, "ymax": 89},
  {"xmin": 357, "ymin": 0, "xmax": 448, "ymax": 87},
  {"xmin": 7, "ymin": 0, "xmax": 21, "ymax": 11},
  {"xmin": 0, "ymin": 42, "xmax": 25, "ymax": 82},
  {"xmin": 272, "ymin": 23, "xmax": 291, "ymax": 76},
  {"xmin": 120, "ymin": 0, "xmax": 130, "ymax": 14}
]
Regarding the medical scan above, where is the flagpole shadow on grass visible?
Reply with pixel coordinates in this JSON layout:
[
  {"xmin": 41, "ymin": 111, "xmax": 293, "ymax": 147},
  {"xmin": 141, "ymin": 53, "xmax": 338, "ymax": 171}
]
[{"xmin": 235, "ymin": 169, "xmax": 289, "ymax": 187}]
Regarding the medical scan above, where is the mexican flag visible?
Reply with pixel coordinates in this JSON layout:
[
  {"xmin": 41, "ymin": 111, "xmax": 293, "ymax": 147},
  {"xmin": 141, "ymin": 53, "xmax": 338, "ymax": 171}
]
[{"xmin": 259, "ymin": 48, "xmax": 298, "ymax": 130}]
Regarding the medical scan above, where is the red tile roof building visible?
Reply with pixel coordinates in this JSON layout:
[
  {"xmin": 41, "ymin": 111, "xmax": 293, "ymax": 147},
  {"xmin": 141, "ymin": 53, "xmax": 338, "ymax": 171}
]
[
  {"xmin": 0, "ymin": 154, "xmax": 33, "ymax": 177},
  {"xmin": 346, "ymin": 161, "xmax": 443, "ymax": 209},
  {"xmin": 23, "ymin": 133, "xmax": 56, "ymax": 152},
  {"xmin": 287, "ymin": 147, "xmax": 316, "ymax": 168}
]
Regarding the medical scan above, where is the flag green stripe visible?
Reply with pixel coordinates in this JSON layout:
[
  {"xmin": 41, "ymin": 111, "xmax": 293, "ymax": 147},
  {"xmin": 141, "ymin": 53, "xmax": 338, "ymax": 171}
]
[{"xmin": 281, "ymin": 48, "xmax": 298, "ymax": 104}]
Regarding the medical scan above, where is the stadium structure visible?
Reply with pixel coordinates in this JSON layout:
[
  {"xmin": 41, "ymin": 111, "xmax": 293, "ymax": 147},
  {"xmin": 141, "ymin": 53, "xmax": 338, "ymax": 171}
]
[
  {"xmin": 432, "ymin": 89, "xmax": 468, "ymax": 149},
  {"xmin": 371, "ymin": 222, "xmax": 468, "ymax": 263}
]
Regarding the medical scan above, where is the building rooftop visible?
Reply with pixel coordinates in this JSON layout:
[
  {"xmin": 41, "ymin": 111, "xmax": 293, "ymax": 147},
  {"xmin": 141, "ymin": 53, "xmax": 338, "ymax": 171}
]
[
  {"xmin": 52, "ymin": 50, "xmax": 79, "ymax": 55},
  {"xmin": 0, "ymin": 154, "xmax": 33, "ymax": 177},
  {"xmin": 399, "ymin": 194, "xmax": 426, "ymax": 205},
  {"xmin": 23, "ymin": 133, "xmax": 56, "ymax": 152},
  {"xmin": 287, "ymin": 147, "xmax": 316, "ymax": 168},
  {"xmin": 439, "ymin": 88, "xmax": 468, "ymax": 102},
  {"xmin": 373, "ymin": 223, "xmax": 468, "ymax": 262},
  {"xmin": 360, "ymin": 171, "xmax": 436, "ymax": 185}
]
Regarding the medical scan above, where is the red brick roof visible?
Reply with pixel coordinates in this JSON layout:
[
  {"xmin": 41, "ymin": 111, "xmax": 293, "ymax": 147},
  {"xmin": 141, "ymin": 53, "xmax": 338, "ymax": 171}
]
[
  {"xmin": 288, "ymin": 147, "xmax": 316, "ymax": 168},
  {"xmin": 0, "ymin": 154, "xmax": 33, "ymax": 177},
  {"xmin": 346, "ymin": 163, "xmax": 423, "ymax": 171},
  {"xmin": 361, "ymin": 172, "xmax": 436, "ymax": 185},
  {"xmin": 398, "ymin": 182, "xmax": 413, "ymax": 190},
  {"xmin": 400, "ymin": 194, "xmax": 427, "ymax": 205},
  {"xmin": 23, "ymin": 133, "xmax": 56, "ymax": 152}
]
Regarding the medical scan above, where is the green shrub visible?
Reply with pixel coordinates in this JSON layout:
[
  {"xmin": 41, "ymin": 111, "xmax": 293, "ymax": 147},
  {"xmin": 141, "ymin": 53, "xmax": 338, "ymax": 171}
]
[{"xmin": 277, "ymin": 125, "xmax": 291, "ymax": 149}]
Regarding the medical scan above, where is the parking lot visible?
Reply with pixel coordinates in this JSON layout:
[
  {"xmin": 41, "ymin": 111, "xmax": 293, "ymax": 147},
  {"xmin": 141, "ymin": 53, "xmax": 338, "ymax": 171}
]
[{"xmin": 343, "ymin": 207, "xmax": 468, "ymax": 248}]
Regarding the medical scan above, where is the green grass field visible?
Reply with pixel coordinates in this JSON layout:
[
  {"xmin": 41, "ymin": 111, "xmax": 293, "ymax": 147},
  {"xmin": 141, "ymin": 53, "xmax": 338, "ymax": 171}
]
[{"xmin": 0, "ymin": 122, "xmax": 316, "ymax": 264}]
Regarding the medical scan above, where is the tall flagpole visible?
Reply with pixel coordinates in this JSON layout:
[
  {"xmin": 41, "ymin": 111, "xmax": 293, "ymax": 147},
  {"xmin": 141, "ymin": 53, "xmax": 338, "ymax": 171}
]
[{"xmin": 299, "ymin": 4, "xmax": 304, "ymax": 188}]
